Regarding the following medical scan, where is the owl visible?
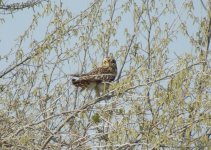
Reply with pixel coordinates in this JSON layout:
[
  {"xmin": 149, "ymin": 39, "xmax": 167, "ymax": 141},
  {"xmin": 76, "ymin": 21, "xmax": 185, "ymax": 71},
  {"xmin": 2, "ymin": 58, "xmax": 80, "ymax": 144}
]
[{"xmin": 71, "ymin": 55, "xmax": 117, "ymax": 96}]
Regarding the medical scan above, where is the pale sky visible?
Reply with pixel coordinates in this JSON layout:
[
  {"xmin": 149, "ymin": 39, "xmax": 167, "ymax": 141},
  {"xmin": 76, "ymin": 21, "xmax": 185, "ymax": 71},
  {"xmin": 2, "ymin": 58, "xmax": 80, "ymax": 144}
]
[{"xmin": 0, "ymin": 0, "xmax": 207, "ymax": 74}]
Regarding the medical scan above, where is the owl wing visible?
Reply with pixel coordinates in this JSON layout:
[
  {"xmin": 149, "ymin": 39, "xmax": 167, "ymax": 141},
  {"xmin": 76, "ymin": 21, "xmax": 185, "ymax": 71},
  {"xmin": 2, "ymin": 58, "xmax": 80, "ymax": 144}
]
[
  {"xmin": 72, "ymin": 66, "xmax": 115, "ymax": 89},
  {"xmin": 80, "ymin": 66, "xmax": 115, "ymax": 82},
  {"xmin": 70, "ymin": 67, "xmax": 106, "ymax": 79}
]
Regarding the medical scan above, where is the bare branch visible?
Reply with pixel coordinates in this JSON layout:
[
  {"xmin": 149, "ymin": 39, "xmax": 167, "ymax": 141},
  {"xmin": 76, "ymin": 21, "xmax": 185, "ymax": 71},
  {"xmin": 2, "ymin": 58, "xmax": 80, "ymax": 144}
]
[{"xmin": 0, "ymin": 0, "xmax": 46, "ymax": 12}]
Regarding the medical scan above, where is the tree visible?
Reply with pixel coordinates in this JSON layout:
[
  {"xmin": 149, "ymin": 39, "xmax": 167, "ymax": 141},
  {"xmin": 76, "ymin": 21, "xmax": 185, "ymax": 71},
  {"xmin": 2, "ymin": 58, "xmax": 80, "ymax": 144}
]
[{"xmin": 0, "ymin": 0, "xmax": 210, "ymax": 149}]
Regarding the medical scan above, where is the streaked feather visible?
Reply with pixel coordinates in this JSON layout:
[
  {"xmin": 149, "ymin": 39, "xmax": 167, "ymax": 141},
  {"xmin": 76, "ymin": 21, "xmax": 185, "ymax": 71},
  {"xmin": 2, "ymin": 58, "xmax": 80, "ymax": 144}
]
[{"xmin": 71, "ymin": 56, "xmax": 117, "ymax": 92}]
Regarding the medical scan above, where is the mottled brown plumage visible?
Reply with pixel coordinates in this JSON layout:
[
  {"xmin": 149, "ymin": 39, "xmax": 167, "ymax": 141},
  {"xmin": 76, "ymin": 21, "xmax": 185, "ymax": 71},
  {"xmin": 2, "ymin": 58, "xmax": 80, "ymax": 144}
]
[{"xmin": 71, "ymin": 55, "xmax": 117, "ymax": 95}]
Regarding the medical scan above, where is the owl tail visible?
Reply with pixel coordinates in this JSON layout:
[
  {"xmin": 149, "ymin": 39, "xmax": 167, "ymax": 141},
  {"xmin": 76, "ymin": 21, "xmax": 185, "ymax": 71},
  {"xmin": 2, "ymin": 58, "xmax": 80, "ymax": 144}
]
[
  {"xmin": 72, "ymin": 79, "xmax": 85, "ymax": 87},
  {"xmin": 72, "ymin": 79, "xmax": 78, "ymax": 85},
  {"xmin": 72, "ymin": 79, "xmax": 86, "ymax": 91}
]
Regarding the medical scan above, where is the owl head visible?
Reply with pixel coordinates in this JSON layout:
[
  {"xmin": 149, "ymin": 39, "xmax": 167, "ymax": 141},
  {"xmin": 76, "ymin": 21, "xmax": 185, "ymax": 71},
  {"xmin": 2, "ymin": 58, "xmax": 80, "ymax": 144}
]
[{"xmin": 102, "ymin": 53, "xmax": 117, "ymax": 68}]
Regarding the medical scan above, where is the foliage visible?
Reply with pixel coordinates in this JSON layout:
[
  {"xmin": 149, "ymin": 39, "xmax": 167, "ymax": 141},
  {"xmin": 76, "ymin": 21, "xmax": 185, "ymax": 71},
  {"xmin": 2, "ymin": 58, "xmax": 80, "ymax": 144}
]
[{"xmin": 0, "ymin": 0, "xmax": 210, "ymax": 149}]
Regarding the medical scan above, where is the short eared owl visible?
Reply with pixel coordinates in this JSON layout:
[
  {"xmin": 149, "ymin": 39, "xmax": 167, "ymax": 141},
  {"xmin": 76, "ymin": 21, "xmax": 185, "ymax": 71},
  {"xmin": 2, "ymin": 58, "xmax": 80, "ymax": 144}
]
[{"xmin": 71, "ymin": 54, "xmax": 117, "ymax": 96}]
